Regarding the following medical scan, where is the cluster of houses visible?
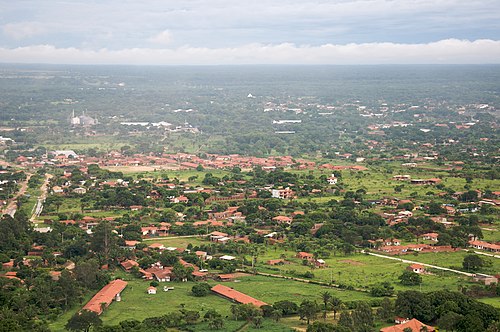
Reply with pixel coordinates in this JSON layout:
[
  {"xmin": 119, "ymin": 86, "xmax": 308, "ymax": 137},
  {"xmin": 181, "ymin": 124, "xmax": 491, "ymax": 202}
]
[{"xmin": 14, "ymin": 150, "xmax": 317, "ymax": 172}]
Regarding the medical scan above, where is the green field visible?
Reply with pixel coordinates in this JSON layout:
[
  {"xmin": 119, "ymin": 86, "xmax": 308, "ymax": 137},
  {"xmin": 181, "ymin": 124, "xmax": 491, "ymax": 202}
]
[
  {"xmin": 254, "ymin": 249, "xmax": 495, "ymax": 294},
  {"xmin": 52, "ymin": 272, "xmax": 369, "ymax": 331}
]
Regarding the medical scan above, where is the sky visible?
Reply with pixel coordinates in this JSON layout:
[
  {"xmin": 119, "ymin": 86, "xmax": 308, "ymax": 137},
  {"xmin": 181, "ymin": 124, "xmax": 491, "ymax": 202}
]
[{"xmin": 0, "ymin": 0, "xmax": 499, "ymax": 65}]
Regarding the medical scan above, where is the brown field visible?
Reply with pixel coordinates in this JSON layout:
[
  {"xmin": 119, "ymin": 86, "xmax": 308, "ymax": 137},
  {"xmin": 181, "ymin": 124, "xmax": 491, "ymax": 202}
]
[{"xmin": 339, "ymin": 259, "xmax": 365, "ymax": 266}]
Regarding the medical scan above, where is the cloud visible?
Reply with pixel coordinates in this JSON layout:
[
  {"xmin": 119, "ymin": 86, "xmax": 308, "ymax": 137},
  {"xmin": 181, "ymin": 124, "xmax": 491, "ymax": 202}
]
[
  {"xmin": 148, "ymin": 30, "xmax": 173, "ymax": 46},
  {"xmin": 0, "ymin": 39, "xmax": 499, "ymax": 65},
  {"xmin": 3, "ymin": 22, "xmax": 48, "ymax": 40}
]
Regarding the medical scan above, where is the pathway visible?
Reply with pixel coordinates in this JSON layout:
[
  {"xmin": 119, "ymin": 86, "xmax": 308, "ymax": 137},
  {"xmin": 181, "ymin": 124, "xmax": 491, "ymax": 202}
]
[
  {"xmin": 30, "ymin": 173, "xmax": 53, "ymax": 222},
  {"xmin": 2, "ymin": 173, "xmax": 32, "ymax": 217}
]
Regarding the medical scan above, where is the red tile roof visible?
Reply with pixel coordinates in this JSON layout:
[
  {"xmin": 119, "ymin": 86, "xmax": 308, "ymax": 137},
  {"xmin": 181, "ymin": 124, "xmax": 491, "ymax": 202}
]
[
  {"xmin": 82, "ymin": 279, "xmax": 128, "ymax": 315},
  {"xmin": 211, "ymin": 284, "xmax": 267, "ymax": 307},
  {"xmin": 380, "ymin": 318, "xmax": 435, "ymax": 332}
]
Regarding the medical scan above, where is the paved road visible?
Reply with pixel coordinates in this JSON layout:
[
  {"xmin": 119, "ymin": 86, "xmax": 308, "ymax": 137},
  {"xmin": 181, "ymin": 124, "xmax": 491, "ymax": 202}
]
[
  {"xmin": 30, "ymin": 173, "xmax": 53, "ymax": 222},
  {"xmin": 2, "ymin": 173, "xmax": 32, "ymax": 217},
  {"xmin": 363, "ymin": 250, "xmax": 478, "ymax": 277},
  {"xmin": 471, "ymin": 250, "xmax": 500, "ymax": 259}
]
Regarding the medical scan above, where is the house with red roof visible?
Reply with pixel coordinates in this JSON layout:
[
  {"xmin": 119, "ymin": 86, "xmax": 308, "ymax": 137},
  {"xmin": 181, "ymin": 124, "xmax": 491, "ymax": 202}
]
[
  {"xmin": 421, "ymin": 233, "xmax": 439, "ymax": 242},
  {"xmin": 82, "ymin": 279, "xmax": 128, "ymax": 315},
  {"xmin": 380, "ymin": 318, "xmax": 435, "ymax": 332},
  {"xmin": 211, "ymin": 284, "xmax": 267, "ymax": 307},
  {"xmin": 469, "ymin": 240, "xmax": 500, "ymax": 253},
  {"xmin": 296, "ymin": 252, "xmax": 314, "ymax": 260},
  {"xmin": 120, "ymin": 259, "xmax": 139, "ymax": 271},
  {"xmin": 273, "ymin": 215, "xmax": 292, "ymax": 225},
  {"xmin": 407, "ymin": 264, "xmax": 425, "ymax": 274}
]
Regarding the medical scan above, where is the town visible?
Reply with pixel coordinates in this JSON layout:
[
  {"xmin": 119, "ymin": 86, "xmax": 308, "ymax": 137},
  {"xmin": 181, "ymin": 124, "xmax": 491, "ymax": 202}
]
[{"xmin": 0, "ymin": 64, "xmax": 498, "ymax": 332}]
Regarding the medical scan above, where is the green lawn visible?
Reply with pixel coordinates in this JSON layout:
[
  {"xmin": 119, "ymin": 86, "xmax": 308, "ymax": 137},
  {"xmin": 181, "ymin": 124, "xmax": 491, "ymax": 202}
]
[
  {"xmin": 395, "ymin": 251, "xmax": 500, "ymax": 275},
  {"xmin": 254, "ymin": 250, "xmax": 490, "ymax": 294},
  {"xmin": 478, "ymin": 297, "xmax": 500, "ymax": 309},
  {"xmin": 58, "ymin": 272, "xmax": 373, "ymax": 331}
]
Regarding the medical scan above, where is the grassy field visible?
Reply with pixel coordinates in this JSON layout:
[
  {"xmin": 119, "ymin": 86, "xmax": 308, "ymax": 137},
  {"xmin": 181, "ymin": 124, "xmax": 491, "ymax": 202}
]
[
  {"xmin": 254, "ymin": 249, "xmax": 492, "ymax": 294},
  {"xmin": 393, "ymin": 250, "xmax": 500, "ymax": 275},
  {"xmin": 88, "ymin": 272, "xmax": 365, "ymax": 330}
]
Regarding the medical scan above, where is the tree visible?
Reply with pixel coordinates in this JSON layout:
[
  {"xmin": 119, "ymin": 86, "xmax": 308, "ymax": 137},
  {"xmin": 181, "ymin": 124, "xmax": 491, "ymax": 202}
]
[
  {"xmin": 252, "ymin": 315, "xmax": 264, "ymax": 329},
  {"xmin": 462, "ymin": 255, "xmax": 484, "ymax": 272},
  {"xmin": 395, "ymin": 291, "xmax": 433, "ymax": 323},
  {"xmin": 192, "ymin": 283, "xmax": 211, "ymax": 297},
  {"xmin": 273, "ymin": 300, "xmax": 299, "ymax": 315},
  {"xmin": 457, "ymin": 314, "xmax": 485, "ymax": 332},
  {"xmin": 306, "ymin": 321, "xmax": 352, "ymax": 332},
  {"xmin": 437, "ymin": 311, "xmax": 462, "ymax": 331},
  {"xmin": 399, "ymin": 270, "xmax": 423, "ymax": 286},
  {"xmin": 89, "ymin": 221, "xmax": 118, "ymax": 263},
  {"xmin": 338, "ymin": 311, "xmax": 354, "ymax": 331},
  {"xmin": 330, "ymin": 297, "xmax": 343, "ymax": 320},
  {"xmin": 208, "ymin": 316, "xmax": 224, "ymax": 330},
  {"xmin": 370, "ymin": 282, "xmax": 394, "ymax": 297},
  {"xmin": 172, "ymin": 263, "xmax": 193, "ymax": 281},
  {"xmin": 271, "ymin": 309, "xmax": 283, "ymax": 322},
  {"xmin": 377, "ymin": 298, "xmax": 394, "ymax": 322},
  {"xmin": 65, "ymin": 310, "xmax": 102, "ymax": 332},
  {"xmin": 321, "ymin": 291, "xmax": 332, "ymax": 320},
  {"xmin": 181, "ymin": 309, "xmax": 200, "ymax": 325},
  {"xmin": 299, "ymin": 300, "xmax": 320, "ymax": 325},
  {"xmin": 351, "ymin": 301, "xmax": 374, "ymax": 332},
  {"xmin": 57, "ymin": 270, "xmax": 82, "ymax": 308}
]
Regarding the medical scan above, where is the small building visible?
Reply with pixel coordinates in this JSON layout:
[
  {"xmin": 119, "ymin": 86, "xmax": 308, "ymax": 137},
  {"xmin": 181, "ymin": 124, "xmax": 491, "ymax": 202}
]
[
  {"xmin": 421, "ymin": 233, "xmax": 439, "ymax": 242},
  {"xmin": 272, "ymin": 215, "xmax": 292, "ymax": 225},
  {"xmin": 327, "ymin": 175, "xmax": 338, "ymax": 185},
  {"xmin": 296, "ymin": 252, "xmax": 314, "ymax": 260},
  {"xmin": 219, "ymin": 255, "xmax": 236, "ymax": 261},
  {"xmin": 271, "ymin": 187, "xmax": 295, "ymax": 199},
  {"xmin": 211, "ymin": 284, "xmax": 267, "ymax": 307},
  {"xmin": 380, "ymin": 318, "xmax": 435, "ymax": 332},
  {"xmin": 82, "ymin": 279, "xmax": 128, "ymax": 315},
  {"xmin": 147, "ymin": 286, "xmax": 157, "ymax": 294},
  {"xmin": 473, "ymin": 274, "xmax": 498, "ymax": 285},
  {"xmin": 73, "ymin": 187, "xmax": 87, "ymax": 194},
  {"xmin": 120, "ymin": 259, "xmax": 139, "ymax": 271},
  {"xmin": 266, "ymin": 259, "xmax": 287, "ymax": 266},
  {"xmin": 314, "ymin": 259, "xmax": 327, "ymax": 268},
  {"xmin": 407, "ymin": 264, "xmax": 425, "ymax": 274}
]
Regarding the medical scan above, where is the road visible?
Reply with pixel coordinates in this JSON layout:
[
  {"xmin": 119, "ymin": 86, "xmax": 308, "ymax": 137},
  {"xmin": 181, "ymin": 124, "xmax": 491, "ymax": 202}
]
[
  {"xmin": 471, "ymin": 250, "xmax": 500, "ymax": 259},
  {"xmin": 30, "ymin": 173, "xmax": 53, "ymax": 222},
  {"xmin": 363, "ymin": 250, "xmax": 478, "ymax": 277},
  {"xmin": 2, "ymin": 173, "xmax": 32, "ymax": 217}
]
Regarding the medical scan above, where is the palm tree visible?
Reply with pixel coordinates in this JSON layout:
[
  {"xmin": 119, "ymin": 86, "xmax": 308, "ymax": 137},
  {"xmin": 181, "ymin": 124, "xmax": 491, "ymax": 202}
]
[
  {"xmin": 330, "ymin": 297, "xmax": 343, "ymax": 320},
  {"xmin": 321, "ymin": 291, "xmax": 332, "ymax": 320}
]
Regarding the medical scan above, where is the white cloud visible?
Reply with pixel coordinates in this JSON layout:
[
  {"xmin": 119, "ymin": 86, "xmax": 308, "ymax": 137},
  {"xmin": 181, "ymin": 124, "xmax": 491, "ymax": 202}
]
[
  {"xmin": 148, "ymin": 30, "xmax": 173, "ymax": 46},
  {"xmin": 0, "ymin": 39, "xmax": 499, "ymax": 65},
  {"xmin": 3, "ymin": 22, "xmax": 48, "ymax": 40}
]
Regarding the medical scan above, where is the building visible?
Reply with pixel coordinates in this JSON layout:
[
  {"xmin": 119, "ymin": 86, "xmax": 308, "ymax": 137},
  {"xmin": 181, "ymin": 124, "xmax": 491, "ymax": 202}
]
[
  {"xmin": 407, "ymin": 264, "xmax": 425, "ymax": 274},
  {"xmin": 473, "ymin": 274, "xmax": 498, "ymax": 285},
  {"xmin": 271, "ymin": 187, "xmax": 295, "ymax": 199},
  {"xmin": 380, "ymin": 318, "xmax": 435, "ymax": 332},
  {"xmin": 327, "ymin": 175, "xmax": 338, "ymax": 185},
  {"xmin": 421, "ymin": 233, "xmax": 439, "ymax": 242},
  {"xmin": 82, "ymin": 279, "xmax": 128, "ymax": 315},
  {"xmin": 211, "ymin": 284, "xmax": 267, "ymax": 307},
  {"xmin": 469, "ymin": 240, "xmax": 500, "ymax": 253},
  {"xmin": 296, "ymin": 252, "xmax": 314, "ymax": 260},
  {"xmin": 147, "ymin": 286, "xmax": 157, "ymax": 294}
]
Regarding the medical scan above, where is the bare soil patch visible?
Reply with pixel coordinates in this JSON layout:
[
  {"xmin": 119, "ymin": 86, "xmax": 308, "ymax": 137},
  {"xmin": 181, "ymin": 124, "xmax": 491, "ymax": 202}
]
[{"xmin": 339, "ymin": 259, "xmax": 365, "ymax": 266}]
